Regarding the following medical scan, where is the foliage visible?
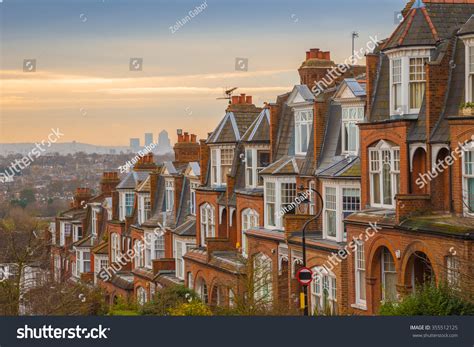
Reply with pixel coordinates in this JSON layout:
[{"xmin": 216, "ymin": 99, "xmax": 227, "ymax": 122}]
[
  {"xmin": 108, "ymin": 296, "xmax": 139, "ymax": 316},
  {"xmin": 460, "ymin": 102, "xmax": 474, "ymax": 109},
  {"xmin": 140, "ymin": 285, "xmax": 199, "ymax": 316},
  {"xmin": 168, "ymin": 301, "xmax": 212, "ymax": 316},
  {"xmin": 380, "ymin": 282, "xmax": 474, "ymax": 316}
]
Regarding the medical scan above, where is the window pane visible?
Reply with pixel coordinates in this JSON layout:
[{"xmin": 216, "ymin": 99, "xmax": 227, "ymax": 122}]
[
  {"xmin": 470, "ymin": 46, "xmax": 474, "ymax": 73},
  {"xmin": 326, "ymin": 210, "xmax": 336, "ymax": 237},
  {"xmin": 343, "ymin": 188, "xmax": 360, "ymax": 211},
  {"xmin": 468, "ymin": 178, "xmax": 474, "ymax": 211},
  {"xmin": 373, "ymin": 173, "xmax": 381, "ymax": 204},
  {"xmin": 282, "ymin": 183, "xmax": 296, "ymax": 213}
]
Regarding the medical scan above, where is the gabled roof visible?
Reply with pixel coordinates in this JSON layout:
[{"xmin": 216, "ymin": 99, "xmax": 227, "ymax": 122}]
[
  {"xmin": 207, "ymin": 104, "xmax": 261, "ymax": 144},
  {"xmin": 116, "ymin": 170, "xmax": 152, "ymax": 190},
  {"xmin": 287, "ymin": 85, "xmax": 316, "ymax": 104},
  {"xmin": 185, "ymin": 162, "xmax": 201, "ymax": 177},
  {"xmin": 259, "ymin": 156, "xmax": 305, "ymax": 176},
  {"xmin": 241, "ymin": 108, "xmax": 270, "ymax": 143},
  {"xmin": 136, "ymin": 175, "xmax": 150, "ymax": 192}
]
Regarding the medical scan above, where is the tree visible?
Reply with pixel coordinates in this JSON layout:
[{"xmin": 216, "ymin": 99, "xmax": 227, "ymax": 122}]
[{"xmin": 140, "ymin": 285, "xmax": 199, "ymax": 316}]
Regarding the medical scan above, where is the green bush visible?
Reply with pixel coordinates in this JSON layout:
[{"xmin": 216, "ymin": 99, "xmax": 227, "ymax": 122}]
[
  {"xmin": 140, "ymin": 285, "xmax": 199, "ymax": 316},
  {"xmin": 168, "ymin": 301, "xmax": 212, "ymax": 316},
  {"xmin": 380, "ymin": 282, "xmax": 474, "ymax": 316}
]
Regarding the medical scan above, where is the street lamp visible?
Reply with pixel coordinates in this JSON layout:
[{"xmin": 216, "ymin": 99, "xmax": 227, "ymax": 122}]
[{"xmin": 297, "ymin": 184, "xmax": 324, "ymax": 316}]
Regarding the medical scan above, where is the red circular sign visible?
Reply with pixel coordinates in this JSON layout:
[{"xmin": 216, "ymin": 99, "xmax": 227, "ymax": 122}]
[{"xmin": 296, "ymin": 267, "xmax": 313, "ymax": 286}]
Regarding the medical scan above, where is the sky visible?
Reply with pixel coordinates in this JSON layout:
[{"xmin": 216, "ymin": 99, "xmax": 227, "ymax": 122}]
[{"xmin": 0, "ymin": 0, "xmax": 406, "ymax": 146}]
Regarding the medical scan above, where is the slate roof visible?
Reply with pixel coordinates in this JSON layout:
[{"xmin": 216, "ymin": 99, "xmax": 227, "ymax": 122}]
[
  {"xmin": 345, "ymin": 79, "xmax": 367, "ymax": 97},
  {"xmin": 259, "ymin": 156, "xmax": 305, "ymax": 176},
  {"xmin": 207, "ymin": 104, "xmax": 261, "ymax": 144},
  {"xmin": 241, "ymin": 108, "xmax": 270, "ymax": 143},
  {"xmin": 116, "ymin": 170, "xmax": 152, "ymax": 190},
  {"xmin": 272, "ymin": 93, "xmax": 295, "ymax": 159},
  {"xmin": 458, "ymin": 15, "xmax": 474, "ymax": 36},
  {"xmin": 369, "ymin": 54, "xmax": 390, "ymax": 122}
]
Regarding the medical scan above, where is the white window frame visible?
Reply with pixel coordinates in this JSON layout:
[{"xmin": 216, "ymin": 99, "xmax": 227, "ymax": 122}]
[
  {"xmin": 264, "ymin": 176, "xmax": 297, "ymax": 230},
  {"xmin": 72, "ymin": 225, "xmax": 82, "ymax": 243},
  {"xmin": 75, "ymin": 249, "xmax": 91, "ymax": 275},
  {"xmin": 137, "ymin": 287, "xmax": 147, "ymax": 306},
  {"xmin": 464, "ymin": 42, "xmax": 474, "ymax": 103},
  {"xmin": 294, "ymin": 108, "xmax": 313, "ymax": 155},
  {"xmin": 174, "ymin": 239, "xmax": 195, "ymax": 280},
  {"xmin": 381, "ymin": 248, "xmax": 397, "ymax": 302},
  {"xmin": 111, "ymin": 233, "xmax": 121, "ymax": 263},
  {"xmin": 241, "ymin": 209, "xmax": 259, "ymax": 257},
  {"xmin": 210, "ymin": 146, "xmax": 234, "ymax": 187},
  {"xmin": 311, "ymin": 267, "xmax": 337, "ymax": 315},
  {"xmin": 462, "ymin": 144, "xmax": 474, "ymax": 217},
  {"xmin": 369, "ymin": 141, "xmax": 400, "ymax": 209},
  {"xmin": 446, "ymin": 256, "xmax": 460, "ymax": 287},
  {"xmin": 387, "ymin": 48, "xmax": 431, "ymax": 116},
  {"xmin": 190, "ymin": 181, "xmax": 199, "ymax": 216},
  {"xmin": 165, "ymin": 179, "xmax": 174, "ymax": 212},
  {"xmin": 253, "ymin": 253, "xmax": 273, "ymax": 303},
  {"xmin": 91, "ymin": 209, "xmax": 98, "ymax": 237},
  {"xmin": 322, "ymin": 181, "xmax": 361, "ymax": 242},
  {"xmin": 119, "ymin": 190, "xmax": 135, "ymax": 220},
  {"xmin": 134, "ymin": 240, "xmax": 144, "ymax": 269},
  {"xmin": 355, "ymin": 240, "xmax": 366, "ymax": 307},
  {"xmin": 144, "ymin": 230, "xmax": 165, "ymax": 269},
  {"xmin": 200, "ymin": 203, "xmax": 215, "ymax": 246},
  {"xmin": 245, "ymin": 146, "xmax": 270, "ymax": 188},
  {"xmin": 341, "ymin": 106, "xmax": 364, "ymax": 154},
  {"xmin": 94, "ymin": 255, "xmax": 108, "ymax": 283}
]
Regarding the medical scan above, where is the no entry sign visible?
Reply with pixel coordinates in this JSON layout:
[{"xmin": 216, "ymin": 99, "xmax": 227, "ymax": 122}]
[{"xmin": 296, "ymin": 267, "xmax": 313, "ymax": 286}]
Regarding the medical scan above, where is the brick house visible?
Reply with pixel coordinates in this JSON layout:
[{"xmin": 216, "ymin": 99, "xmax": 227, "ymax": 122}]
[{"xmin": 345, "ymin": 0, "xmax": 474, "ymax": 315}]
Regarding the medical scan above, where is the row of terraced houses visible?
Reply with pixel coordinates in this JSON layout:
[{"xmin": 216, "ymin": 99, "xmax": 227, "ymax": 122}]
[{"xmin": 50, "ymin": 0, "xmax": 474, "ymax": 315}]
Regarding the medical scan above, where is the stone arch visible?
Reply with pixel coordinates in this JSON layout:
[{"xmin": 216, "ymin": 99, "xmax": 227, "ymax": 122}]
[{"xmin": 400, "ymin": 241, "xmax": 439, "ymax": 290}]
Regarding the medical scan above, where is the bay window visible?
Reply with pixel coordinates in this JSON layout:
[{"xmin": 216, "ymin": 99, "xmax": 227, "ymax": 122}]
[
  {"xmin": 341, "ymin": 106, "xmax": 364, "ymax": 154},
  {"xmin": 210, "ymin": 146, "xmax": 234, "ymax": 186},
  {"xmin": 467, "ymin": 45, "xmax": 474, "ymax": 102},
  {"xmin": 245, "ymin": 147, "xmax": 270, "ymax": 188},
  {"xmin": 241, "ymin": 209, "xmax": 259, "ymax": 257},
  {"xmin": 463, "ymin": 146, "xmax": 474, "ymax": 215},
  {"xmin": 134, "ymin": 240, "xmax": 144, "ymax": 269},
  {"xmin": 200, "ymin": 203, "xmax": 215, "ymax": 246},
  {"xmin": 369, "ymin": 141, "xmax": 400, "ymax": 208},
  {"xmin": 392, "ymin": 59, "xmax": 402, "ymax": 112},
  {"xmin": 295, "ymin": 109, "xmax": 313, "ymax": 155},
  {"xmin": 91, "ymin": 210, "xmax": 98, "ymax": 237},
  {"xmin": 190, "ymin": 182, "xmax": 198, "ymax": 215},
  {"xmin": 322, "ymin": 182, "xmax": 361, "ymax": 242},
  {"xmin": 264, "ymin": 178, "xmax": 297, "ymax": 229},
  {"xmin": 165, "ymin": 179, "xmax": 174, "ymax": 212},
  {"xmin": 409, "ymin": 57, "xmax": 429, "ymax": 110},
  {"xmin": 76, "ymin": 250, "xmax": 91, "ymax": 275},
  {"xmin": 174, "ymin": 240, "xmax": 195, "ymax": 280},
  {"xmin": 144, "ymin": 231, "xmax": 165, "ymax": 269}
]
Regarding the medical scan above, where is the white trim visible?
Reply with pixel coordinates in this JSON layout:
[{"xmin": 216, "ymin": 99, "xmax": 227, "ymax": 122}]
[{"xmin": 409, "ymin": 143, "xmax": 426, "ymax": 172}]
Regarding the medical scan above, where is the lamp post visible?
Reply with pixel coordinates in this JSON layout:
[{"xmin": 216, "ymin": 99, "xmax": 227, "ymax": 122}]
[{"xmin": 298, "ymin": 185, "xmax": 323, "ymax": 316}]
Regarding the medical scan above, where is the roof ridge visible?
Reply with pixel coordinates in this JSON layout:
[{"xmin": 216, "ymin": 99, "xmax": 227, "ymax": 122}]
[
  {"xmin": 421, "ymin": 7, "xmax": 440, "ymax": 42},
  {"xmin": 398, "ymin": 8, "xmax": 417, "ymax": 46}
]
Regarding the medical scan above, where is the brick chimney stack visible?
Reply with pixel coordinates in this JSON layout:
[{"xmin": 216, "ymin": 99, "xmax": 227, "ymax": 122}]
[
  {"xmin": 134, "ymin": 152, "xmax": 157, "ymax": 171},
  {"xmin": 100, "ymin": 172, "xmax": 120, "ymax": 195},
  {"xmin": 173, "ymin": 129, "xmax": 200, "ymax": 163},
  {"xmin": 298, "ymin": 47, "xmax": 336, "ymax": 91},
  {"xmin": 231, "ymin": 93, "xmax": 253, "ymax": 105}
]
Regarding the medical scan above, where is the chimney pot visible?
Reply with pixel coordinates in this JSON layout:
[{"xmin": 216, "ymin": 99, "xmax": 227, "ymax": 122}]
[
  {"xmin": 231, "ymin": 96, "xmax": 239, "ymax": 104},
  {"xmin": 245, "ymin": 96, "xmax": 252, "ymax": 104}
]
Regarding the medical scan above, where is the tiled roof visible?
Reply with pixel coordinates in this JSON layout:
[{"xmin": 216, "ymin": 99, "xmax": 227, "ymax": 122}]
[
  {"xmin": 369, "ymin": 54, "xmax": 390, "ymax": 122},
  {"xmin": 259, "ymin": 156, "xmax": 305, "ymax": 175},
  {"xmin": 116, "ymin": 170, "xmax": 151, "ymax": 190},
  {"xmin": 241, "ymin": 108, "xmax": 270, "ymax": 143},
  {"xmin": 316, "ymin": 157, "xmax": 361, "ymax": 179},
  {"xmin": 458, "ymin": 14, "xmax": 474, "ymax": 36}
]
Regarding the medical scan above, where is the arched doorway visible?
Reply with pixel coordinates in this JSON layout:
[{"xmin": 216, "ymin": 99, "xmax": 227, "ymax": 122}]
[
  {"xmin": 404, "ymin": 251, "xmax": 434, "ymax": 291},
  {"xmin": 411, "ymin": 147, "xmax": 427, "ymax": 194},
  {"xmin": 196, "ymin": 278, "xmax": 208, "ymax": 304}
]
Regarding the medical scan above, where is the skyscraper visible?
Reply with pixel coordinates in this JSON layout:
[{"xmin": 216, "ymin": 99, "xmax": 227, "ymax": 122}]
[
  {"xmin": 157, "ymin": 130, "xmax": 172, "ymax": 153},
  {"xmin": 130, "ymin": 138, "xmax": 140, "ymax": 152},
  {"xmin": 144, "ymin": 133, "xmax": 153, "ymax": 147}
]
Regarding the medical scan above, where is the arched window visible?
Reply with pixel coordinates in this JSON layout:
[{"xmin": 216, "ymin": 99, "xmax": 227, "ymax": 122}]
[
  {"xmin": 369, "ymin": 140, "xmax": 400, "ymax": 208},
  {"xmin": 311, "ymin": 267, "xmax": 337, "ymax": 315},
  {"xmin": 111, "ymin": 233, "xmax": 121, "ymax": 263},
  {"xmin": 200, "ymin": 203, "xmax": 215, "ymax": 246},
  {"xmin": 253, "ymin": 253, "xmax": 272, "ymax": 303},
  {"xmin": 241, "ymin": 209, "xmax": 259, "ymax": 257},
  {"xmin": 196, "ymin": 278, "xmax": 208, "ymax": 304},
  {"xmin": 137, "ymin": 287, "xmax": 147, "ymax": 306}
]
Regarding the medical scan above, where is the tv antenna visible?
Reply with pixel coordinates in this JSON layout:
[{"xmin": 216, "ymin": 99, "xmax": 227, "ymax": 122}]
[{"xmin": 217, "ymin": 87, "xmax": 238, "ymax": 104}]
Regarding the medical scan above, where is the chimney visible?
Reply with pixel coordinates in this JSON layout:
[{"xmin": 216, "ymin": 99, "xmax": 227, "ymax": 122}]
[
  {"xmin": 299, "ymin": 48, "xmax": 336, "ymax": 91},
  {"xmin": 239, "ymin": 93, "xmax": 246, "ymax": 104},
  {"xmin": 173, "ymin": 129, "xmax": 200, "ymax": 163},
  {"xmin": 365, "ymin": 53, "xmax": 380, "ymax": 120},
  {"xmin": 73, "ymin": 188, "xmax": 92, "ymax": 208},
  {"xmin": 231, "ymin": 96, "xmax": 239, "ymax": 104},
  {"xmin": 245, "ymin": 96, "xmax": 252, "ymax": 104},
  {"xmin": 100, "ymin": 172, "xmax": 120, "ymax": 195},
  {"xmin": 134, "ymin": 152, "xmax": 156, "ymax": 171}
]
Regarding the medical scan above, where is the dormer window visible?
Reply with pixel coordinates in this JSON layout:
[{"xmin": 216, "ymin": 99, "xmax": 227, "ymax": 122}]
[
  {"xmin": 387, "ymin": 49, "xmax": 431, "ymax": 115},
  {"xmin": 138, "ymin": 195, "xmax": 151, "ymax": 224},
  {"xmin": 462, "ymin": 145, "xmax": 474, "ymax": 216},
  {"xmin": 264, "ymin": 177, "xmax": 296, "ymax": 229},
  {"xmin": 295, "ymin": 109, "xmax": 313, "ymax": 155},
  {"xmin": 342, "ymin": 107, "xmax": 364, "ymax": 154},
  {"xmin": 245, "ymin": 147, "xmax": 270, "ymax": 188},
  {"xmin": 165, "ymin": 179, "xmax": 174, "ymax": 212},
  {"xmin": 210, "ymin": 146, "xmax": 234, "ymax": 186},
  {"xmin": 91, "ymin": 209, "xmax": 98, "ymax": 237},
  {"xmin": 369, "ymin": 140, "xmax": 400, "ymax": 208},
  {"xmin": 190, "ymin": 181, "xmax": 198, "ymax": 215}
]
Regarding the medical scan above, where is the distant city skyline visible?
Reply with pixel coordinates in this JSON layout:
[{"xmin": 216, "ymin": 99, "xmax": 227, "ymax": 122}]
[{"xmin": 0, "ymin": 0, "xmax": 406, "ymax": 145}]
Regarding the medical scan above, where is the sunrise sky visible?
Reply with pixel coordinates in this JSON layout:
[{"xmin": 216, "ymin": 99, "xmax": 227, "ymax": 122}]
[{"xmin": 0, "ymin": 0, "xmax": 406, "ymax": 146}]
